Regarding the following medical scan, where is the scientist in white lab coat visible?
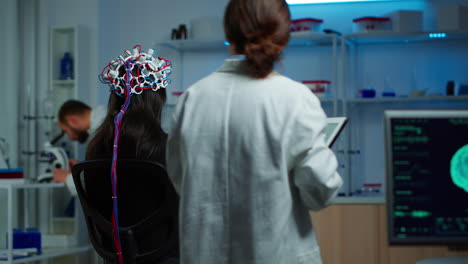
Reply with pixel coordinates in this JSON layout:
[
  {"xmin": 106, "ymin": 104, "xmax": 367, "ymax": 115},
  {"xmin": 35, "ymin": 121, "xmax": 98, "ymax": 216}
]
[
  {"xmin": 166, "ymin": 0, "xmax": 343, "ymax": 263},
  {"xmin": 53, "ymin": 99, "xmax": 106, "ymax": 195}
]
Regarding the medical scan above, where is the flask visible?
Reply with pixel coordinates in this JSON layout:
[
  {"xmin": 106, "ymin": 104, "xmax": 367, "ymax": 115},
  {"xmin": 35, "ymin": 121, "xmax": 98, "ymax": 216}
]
[
  {"xmin": 446, "ymin": 81, "xmax": 455, "ymax": 96},
  {"xmin": 178, "ymin": 24, "xmax": 187, "ymax": 39},
  {"xmin": 60, "ymin": 52, "xmax": 74, "ymax": 80},
  {"xmin": 382, "ymin": 77, "xmax": 396, "ymax": 97},
  {"xmin": 171, "ymin": 28, "xmax": 178, "ymax": 40}
]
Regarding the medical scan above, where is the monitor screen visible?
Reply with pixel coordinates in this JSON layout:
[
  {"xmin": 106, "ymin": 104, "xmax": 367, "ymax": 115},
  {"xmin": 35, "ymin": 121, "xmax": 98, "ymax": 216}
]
[{"xmin": 384, "ymin": 110, "xmax": 468, "ymax": 245}]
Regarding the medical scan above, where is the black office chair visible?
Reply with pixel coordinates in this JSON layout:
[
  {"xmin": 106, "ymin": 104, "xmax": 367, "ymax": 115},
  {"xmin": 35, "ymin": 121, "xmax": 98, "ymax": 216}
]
[{"xmin": 71, "ymin": 159, "xmax": 179, "ymax": 264}]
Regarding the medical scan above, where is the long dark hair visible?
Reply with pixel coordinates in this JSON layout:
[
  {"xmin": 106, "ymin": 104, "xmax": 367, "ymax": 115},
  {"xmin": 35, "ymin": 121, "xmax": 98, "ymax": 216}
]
[
  {"xmin": 86, "ymin": 88, "xmax": 167, "ymax": 161},
  {"xmin": 224, "ymin": 0, "xmax": 291, "ymax": 79}
]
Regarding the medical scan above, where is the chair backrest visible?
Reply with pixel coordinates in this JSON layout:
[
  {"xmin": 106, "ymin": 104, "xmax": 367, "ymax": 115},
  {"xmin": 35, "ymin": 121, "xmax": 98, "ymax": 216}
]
[{"xmin": 71, "ymin": 159, "xmax": 179, "ymax": 264}]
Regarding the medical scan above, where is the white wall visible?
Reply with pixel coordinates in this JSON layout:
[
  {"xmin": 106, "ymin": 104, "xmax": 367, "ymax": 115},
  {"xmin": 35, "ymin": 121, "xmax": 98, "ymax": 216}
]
[{"xmin": 36, "ymin": 0, "xmax": 468, "ymax": 194}]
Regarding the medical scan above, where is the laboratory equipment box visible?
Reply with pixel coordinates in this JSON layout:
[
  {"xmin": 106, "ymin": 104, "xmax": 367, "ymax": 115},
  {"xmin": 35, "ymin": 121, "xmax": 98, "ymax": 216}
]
[
  {"xmin": 290, "ymin": 18, "xmax": 323, "ymax": 33},
  {"xmin": 302, "ymin": 80, "xmax": 331, "ymax": 98},
  {"xmin": 388, "ymin": 10, "xmax": 423, "ymax": 33},
  {"xmin": 352, "ymin": 17, "xmax": 391, "ymax": 33},
  {"xmin": 437, "ymin": 5, "xmax": 468, "ymax": 31}
]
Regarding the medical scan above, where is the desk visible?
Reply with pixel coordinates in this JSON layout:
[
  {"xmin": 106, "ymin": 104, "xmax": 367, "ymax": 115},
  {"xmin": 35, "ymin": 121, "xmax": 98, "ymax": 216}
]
[
  {"xmin": 311, "ymin": 204, "xmax": 468, "ymax": 264},
  {"xmin": 0, "ymin": 181, "xmax": 90, "ymax": 263}
]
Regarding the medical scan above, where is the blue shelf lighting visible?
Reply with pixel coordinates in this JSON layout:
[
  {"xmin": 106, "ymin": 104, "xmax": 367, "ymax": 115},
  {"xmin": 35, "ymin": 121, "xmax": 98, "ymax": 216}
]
[
  {"xmin": 428, "ymin": 33, "xmax": 447, "ymax": 39},
  {"xmin": 286, "ymin": 0, "xmax": 392, "ymax": 4}
]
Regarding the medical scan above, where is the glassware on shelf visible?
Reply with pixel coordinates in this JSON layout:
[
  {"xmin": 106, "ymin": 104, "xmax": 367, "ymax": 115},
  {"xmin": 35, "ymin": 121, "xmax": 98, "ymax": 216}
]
[
  {"xmin": 60, "ymin": 52, "xmax": 74, "ymax": 80},
  {"xmin": 382, "ymin": 77, "xmax": 396, "ymax": 97},
  {"xmin": 354, "ymin": 183, "xmax": 382, "ymax": 197}
]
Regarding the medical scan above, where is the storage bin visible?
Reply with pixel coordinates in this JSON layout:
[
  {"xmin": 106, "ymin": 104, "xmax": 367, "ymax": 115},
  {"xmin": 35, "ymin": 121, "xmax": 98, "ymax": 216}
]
[
  {"xmin": 352, "ymin": 17, "xmax": 391, "ymax": 33},
  {"xmin": 302, "ymin": 80, "xmax": 330, "ymax": 98},
  {"xmin": 0, "ymin": 168, "xmax": 24, "ymax": 179},
  {"xmin": 388, "ymin": 10, "xmax": 423, "ymax": 33},
  {"xmin": 437, "ymin": 5, "xmax": 468, "ymax": 31},
  {"xmin": 8, "ymin": 228, "xmax": 41, "ymax": 254},
  {"xmin": 290, "ymin": 18, "xmax": 323, "ymax": 33}
]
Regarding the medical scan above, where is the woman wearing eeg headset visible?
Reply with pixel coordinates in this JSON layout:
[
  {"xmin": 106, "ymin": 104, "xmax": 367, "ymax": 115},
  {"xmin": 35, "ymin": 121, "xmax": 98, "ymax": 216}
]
[
  {"xmin": 166, "ymin": 0, "xmax": 343, "ymax": 263},
  {"xmin": 85, "ymin": 46, "xmax": 179, "ymax": 264}
]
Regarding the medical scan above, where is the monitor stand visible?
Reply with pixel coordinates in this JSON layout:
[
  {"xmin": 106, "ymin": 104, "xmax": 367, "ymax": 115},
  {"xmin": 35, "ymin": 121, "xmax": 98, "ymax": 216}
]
[{"xmin": 416, "ymin": 257, "xmax": 468, "ymax": 264}]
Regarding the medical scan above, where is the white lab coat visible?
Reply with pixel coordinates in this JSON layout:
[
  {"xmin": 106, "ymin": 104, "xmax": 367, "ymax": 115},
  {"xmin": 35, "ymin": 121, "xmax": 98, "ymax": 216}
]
[
  {"xmin": 65, "ymin": 105, "xmax": 107, "ymax": 195},
  {"xmin": 167, "ymin": 58, "xmax": 343, "ymax": 264}
]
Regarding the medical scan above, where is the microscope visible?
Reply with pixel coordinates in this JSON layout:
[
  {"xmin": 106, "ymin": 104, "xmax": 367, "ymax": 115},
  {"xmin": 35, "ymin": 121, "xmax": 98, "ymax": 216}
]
[{"xmin": 37, "ymin": 131, "xmax": 69, "ymax": 183}]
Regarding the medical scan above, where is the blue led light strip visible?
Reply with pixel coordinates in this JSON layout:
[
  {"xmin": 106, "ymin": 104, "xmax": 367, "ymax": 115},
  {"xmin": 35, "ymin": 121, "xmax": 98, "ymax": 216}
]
[
  {"xmin": 428, "ymin": 33, "xmax": 447, "ymax": 39},
  {"xmin": 286, "ymin": 0, "xmax": 392, "ymax": 4}
]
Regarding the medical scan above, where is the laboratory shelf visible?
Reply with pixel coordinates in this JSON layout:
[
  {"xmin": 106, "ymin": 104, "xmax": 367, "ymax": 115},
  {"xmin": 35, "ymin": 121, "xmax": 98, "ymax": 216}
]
[
  {"xmin": 288, "ymin": 32, "xmax": 337, "ymax": 47},
  {"xmin": 164, "ymin": 98, "xmax": 339, "ymax": 108},
  {"xmin": 159, "ymin": 39, "xmax": 229, "ymax": 52},
  {"xmin": 343, "ymin": 30, "xmax": 468, "ymax": 45},
  {"xmin": 346, "ymin": 95, "xmax": 468, "ymax": 104},
  {"xmin": 0, "ymin": 181, "xmax": 64, "ymax": 190},
  {"xmin": 0, "ymin": 182, "xmax": 87, "ymax": 264},
  {"xmin": 0, "ymin": 246, "xmax": 91, "ymax": 264},
  {"xmin": 52, "ymin": 80, "xmax": 75, "ymax": 86},
  {"xmin": 159, "ymin": 32, "xmax": 337, "ymax": 52},
  {"xmin": 319, "ymin": 98, "xmax": 339, "ymax": 103}
]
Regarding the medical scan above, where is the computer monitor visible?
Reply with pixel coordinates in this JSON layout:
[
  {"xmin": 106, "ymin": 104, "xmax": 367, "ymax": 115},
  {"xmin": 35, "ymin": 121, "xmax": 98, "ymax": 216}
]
[{"xmin": 384, "ymin": 110, "xmax": 468, "ymax": 246}]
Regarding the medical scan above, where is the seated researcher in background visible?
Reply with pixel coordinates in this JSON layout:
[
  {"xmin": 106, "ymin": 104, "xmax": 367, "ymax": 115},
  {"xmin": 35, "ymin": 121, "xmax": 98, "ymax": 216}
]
[
  {"xmin": 166, "ymin": 0, "xmax": 343, "ymax": 263},
  {"xmin": 53, "ymin": 100, "xmax": 106, "ymax": 193},
  {"xmin": 57, "ymin": 100, "xmax": 107, "ymax": 144},
  {"xmin": 84, "ymin": 46, "xmax": 179, "ymax": 264}
]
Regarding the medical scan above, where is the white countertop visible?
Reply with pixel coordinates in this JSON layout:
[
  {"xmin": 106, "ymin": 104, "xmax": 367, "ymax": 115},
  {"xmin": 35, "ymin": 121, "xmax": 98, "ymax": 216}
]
[{"xmin": 0, "ymin": 180, "xmax": 65, "ymax": 190}]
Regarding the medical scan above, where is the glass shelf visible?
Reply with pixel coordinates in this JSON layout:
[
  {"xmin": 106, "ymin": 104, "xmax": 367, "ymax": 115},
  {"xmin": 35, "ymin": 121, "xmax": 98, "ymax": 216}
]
[
  {"xmin": 158, "ymin": 32, "xmax": 337, "ymax": 52},
  {"xmin": 319, "ymin": 98, "xmax": 338, "ymax": 103},
  {"xmin": 288, "ymin": 32, "xmax": 337, "ymax": 47},
  {"xmin": 343, "ymin": 30, "xmax": 468, "ymax": 45},
  {"xmin": 0, "ymin": 246, "xmax": 90, "ymax": 264},
  {"xmin": 346, "ymin": 95, "xmax": 468, "ymax": 103},
  {"xmin": 0, "ymin": 182, "xmax": 64, "ymax": 190},
  {"xmin": 52, "ymin": 80, "xmax": 75, "ymax": 86},
  {"xmin": 159, "ymin": 39, "xmax": 229, "ymax": 52}
]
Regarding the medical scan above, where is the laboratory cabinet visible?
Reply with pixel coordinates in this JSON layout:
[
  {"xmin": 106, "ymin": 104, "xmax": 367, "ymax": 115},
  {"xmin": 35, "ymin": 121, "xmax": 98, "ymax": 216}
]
[
  {"xmin": 158, "ymin": 30, "xmax": 468, "ymax": 202},
  {"xmin": 20, "ymin": 26, "xmax": 85, "ymax": 196},
  {"xmin": 0, "ymin": 181, "xmax": 90, "ymax": 264},
  {"xmin": 1, "ymin": 25, "xmax": 92, "ymax": 264},
  {"xmin": 47, "ymin": 25, "xmax": 91, "ymax": 161},
  {"xmin": 311, "ymin": 203, "xmax": 468, "ymax": 264},
  {"xmin": 47, "ymin": 26, "xmax": 78, "ymax": 161},
  {"xmin": 340, "ymin": 30, "xmax": 468, "ymax": 197}
]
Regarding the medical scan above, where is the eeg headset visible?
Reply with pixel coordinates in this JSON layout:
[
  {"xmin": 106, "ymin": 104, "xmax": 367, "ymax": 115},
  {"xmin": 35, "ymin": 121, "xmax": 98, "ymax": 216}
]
[{"xmin": 99, "ymin": 45, "xmax": 172, "ymax": 264}]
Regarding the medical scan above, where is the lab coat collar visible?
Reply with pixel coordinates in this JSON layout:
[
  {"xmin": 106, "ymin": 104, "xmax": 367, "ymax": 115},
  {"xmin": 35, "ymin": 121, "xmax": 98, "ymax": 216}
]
[
  {"xmin": 217, "ymin": 55, "xmax": 280, "ymax": 77},
  {"xmin": 217, "ymin": 56, "xmax": 248, "ymax": 74}
]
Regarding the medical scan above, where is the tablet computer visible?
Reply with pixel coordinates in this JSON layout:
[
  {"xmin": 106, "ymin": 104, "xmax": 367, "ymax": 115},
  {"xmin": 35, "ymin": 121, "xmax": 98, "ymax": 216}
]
[{"xmin": 324, "ymin": 117, "xmax": 348, "ymax": 147}]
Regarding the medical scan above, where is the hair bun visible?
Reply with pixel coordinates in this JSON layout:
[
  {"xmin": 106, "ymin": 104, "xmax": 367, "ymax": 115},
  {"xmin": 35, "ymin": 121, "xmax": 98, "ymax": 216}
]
[{"xmin": 244, "ymin": 34, "xmax": 281, "ymax": 78}]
